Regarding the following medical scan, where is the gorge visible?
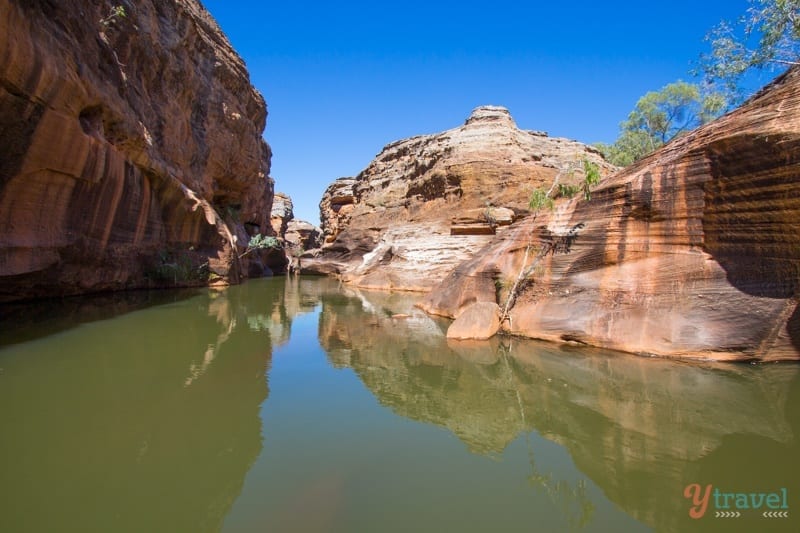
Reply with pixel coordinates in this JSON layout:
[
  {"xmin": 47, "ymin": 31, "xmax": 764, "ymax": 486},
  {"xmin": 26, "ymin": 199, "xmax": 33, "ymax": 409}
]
[
  {"xmin": 1, "ymin": 1, "xmax": 800, "ymax": 531},
  {"xmin": 3, "ymin": 0, "xmax": 799, "ymax": 361}
]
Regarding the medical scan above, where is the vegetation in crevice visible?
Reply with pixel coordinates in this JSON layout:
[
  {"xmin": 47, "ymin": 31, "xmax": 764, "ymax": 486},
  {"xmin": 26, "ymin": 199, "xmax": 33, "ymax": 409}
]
[{"xmin": 499, "ymin": 158, "xmax": 600, "ymax": 326}]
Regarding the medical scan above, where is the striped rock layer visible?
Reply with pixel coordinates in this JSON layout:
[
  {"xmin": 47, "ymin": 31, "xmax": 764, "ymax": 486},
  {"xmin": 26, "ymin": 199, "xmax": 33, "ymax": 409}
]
[
  {"xmin": 0, "ymin": 0, "xmax": 272, "ymax": 301},
  {"xmin": 308, "ymin": 105, "xmax": 614, "ymax": 290},
  {"xmin": 421, "ymin": 68, "xmax": 800, "ymax": 361}
]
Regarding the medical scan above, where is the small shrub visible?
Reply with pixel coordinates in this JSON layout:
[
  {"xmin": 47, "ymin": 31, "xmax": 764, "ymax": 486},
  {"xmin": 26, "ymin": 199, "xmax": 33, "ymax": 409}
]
[
  {"xmin": 529, "ymin": 188, "xmax": 554, "ymax": 212},
  {"xmin": 556, "ymin": 183, "xmax": 581, "ymax": 199},
  {"xmin": 100, "ymin": 5, "xmax": 126, "ymax": 27},
  {"xmin": 247, "ymin": 234, "xmax": 280, "ymax": 250},
  {"xmin": 145, "ymin": 248, "xmax": 207, "ymax": 284},
  {"xmin": 238, "ymin": 234, "xmax": 281, "ymax": 259},
  {"xmin": 582, "ymin": 160, "xmax": 601, "ymax": 200}
]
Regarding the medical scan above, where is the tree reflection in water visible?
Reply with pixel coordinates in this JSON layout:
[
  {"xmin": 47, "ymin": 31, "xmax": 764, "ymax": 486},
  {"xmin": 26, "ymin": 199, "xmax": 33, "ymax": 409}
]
[
  {"xmin": 498, "ymin": 341, "xmax": 596, "ymax": 531},
  {"xmin": 315, "ymin": 282, "xmax": 800, "ymax": 533}
]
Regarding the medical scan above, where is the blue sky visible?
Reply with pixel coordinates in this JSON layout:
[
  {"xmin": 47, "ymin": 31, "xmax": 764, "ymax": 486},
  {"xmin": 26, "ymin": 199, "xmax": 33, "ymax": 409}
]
[{"xmin": 202, "ymin": 1, "xmax": 767, "ymax": 224}]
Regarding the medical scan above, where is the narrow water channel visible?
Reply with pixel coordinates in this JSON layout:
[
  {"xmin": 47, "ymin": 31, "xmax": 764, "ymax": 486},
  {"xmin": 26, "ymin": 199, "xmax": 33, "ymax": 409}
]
[{"xmin": 1, "ymin": 277, "xmax": 797, "ymax": 532}]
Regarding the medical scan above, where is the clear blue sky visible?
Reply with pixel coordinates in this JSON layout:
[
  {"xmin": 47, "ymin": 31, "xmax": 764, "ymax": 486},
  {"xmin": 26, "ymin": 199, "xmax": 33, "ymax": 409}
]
[{"xmin": 201, "ymin": 0, "xmax": 766, "ymax": 224}]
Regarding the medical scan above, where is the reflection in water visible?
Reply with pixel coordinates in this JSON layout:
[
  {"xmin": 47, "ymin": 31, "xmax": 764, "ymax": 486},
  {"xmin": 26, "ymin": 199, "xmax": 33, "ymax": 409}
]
[
  {"xmin": 0, "ymin": 280, "xmax": 299, "ymax": 533},
  {"xmin": 317, "ymin": 285, "xmax": 800, "ymax": 533},
  {"xmin": 1, "ymin": 278, "xmax": 798, "ymax": 532},
  {"xmin": 0, "ymin": 288, "xmax": 201, "ymax": 348}
]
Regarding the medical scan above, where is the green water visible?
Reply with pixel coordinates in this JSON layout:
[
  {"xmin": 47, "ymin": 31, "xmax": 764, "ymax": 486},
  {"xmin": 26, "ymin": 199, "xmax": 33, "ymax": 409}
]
[{"xmin": 0, "ymin": 277, "xmax": 798, "ymax": 533}]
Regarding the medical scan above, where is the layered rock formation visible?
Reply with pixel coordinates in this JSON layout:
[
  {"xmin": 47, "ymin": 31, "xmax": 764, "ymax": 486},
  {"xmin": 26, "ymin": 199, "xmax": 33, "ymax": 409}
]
[
  {"xmin": 0, "ymin": 0, "xmax": 272, "ymax": 301},
  {"xmin": 285, "ymin": 220, "xmax": 322, "ymax": 254},
  {"xmin": 268, "ymin": 191, "xmax": 322, "ymax": 273},
  {"xmin": 269, "ymin": 192, "xmax": 293, "ymax": 238},
  {"xmin": 421, "ymin": 67, "xmax": 800, "ymax": 361},
  {"xmin": 306, "ymin": 106, "xmax": 615, "ymax": 290}
]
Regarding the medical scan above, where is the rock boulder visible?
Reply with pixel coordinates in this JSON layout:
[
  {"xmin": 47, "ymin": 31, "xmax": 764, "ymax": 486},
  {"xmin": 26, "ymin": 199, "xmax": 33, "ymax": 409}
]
[{"xmin": 446, "ymin": 302, "xmax": 501, "ymax": 340}]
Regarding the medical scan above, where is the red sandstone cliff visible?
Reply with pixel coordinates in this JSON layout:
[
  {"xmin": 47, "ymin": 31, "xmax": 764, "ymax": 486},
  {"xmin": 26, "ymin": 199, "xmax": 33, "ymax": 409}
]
[
  {"xmin": 0, "ymin": 0, "xmax": 272, "ymax": 301},
  {"xmin": 421, "ymin": 67, "xmax": 800, "ymax": 362}
]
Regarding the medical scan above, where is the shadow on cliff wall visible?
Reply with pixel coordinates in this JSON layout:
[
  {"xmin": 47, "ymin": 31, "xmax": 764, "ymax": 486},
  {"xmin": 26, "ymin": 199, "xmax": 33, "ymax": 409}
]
[{"xmin": 701, "ymin": 134, "xmax": 800, "ymax": 351}]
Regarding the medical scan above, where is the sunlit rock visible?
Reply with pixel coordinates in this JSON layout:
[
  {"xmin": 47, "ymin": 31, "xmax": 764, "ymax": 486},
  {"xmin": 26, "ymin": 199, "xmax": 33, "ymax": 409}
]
[
  {"xmin": 446, "ymin": 301, "xmax": 501, "ymax": 340},
  {"xmin": 306, "ymin": 105, "xmax": 615, "ymax": 290},
  {"xmin": 421, "ymin": 67, "xmax": 800, "ymax": 361}
]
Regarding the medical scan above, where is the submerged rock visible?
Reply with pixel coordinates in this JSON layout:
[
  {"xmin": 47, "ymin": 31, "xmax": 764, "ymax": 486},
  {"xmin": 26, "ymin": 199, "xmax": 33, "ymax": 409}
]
[
  {"xmin": 306, "ymin": 105, "xmax": 615, "ymax": 290},
  {"xmin": 421, "ymin": 67, "xmax": 800, "ymax": 362},
  {"xmin": 0, "ymin": 0, "xmax": 272, "ymax": 301}
]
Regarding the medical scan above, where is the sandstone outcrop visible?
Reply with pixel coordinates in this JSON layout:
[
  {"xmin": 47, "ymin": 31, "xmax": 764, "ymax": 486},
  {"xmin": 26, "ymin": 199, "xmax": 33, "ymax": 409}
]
[
  {"xmin": 421, "ymin": 67, "xmax": 800, "ymax": 361},
  {"xmin": 0, "ymin": 0, "xmax": 272, "ymax": 301},
  {"xmin": 285, "ymin": 220, "xmax": 322, "ymax": 252},
  {"xmin": 267, "ymin": 191, "xmax": 322, "ymax": 274},
  {"xmin": 269, "ymin": 192, "xmax": 293, "ymax": 238},
  {"xmin": 306, "ymin": 106, "xmax": 615, "ymax": 290}
]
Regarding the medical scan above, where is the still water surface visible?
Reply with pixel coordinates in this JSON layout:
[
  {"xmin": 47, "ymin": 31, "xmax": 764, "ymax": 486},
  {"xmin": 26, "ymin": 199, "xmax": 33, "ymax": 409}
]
[{"xmin": 0, "ymin": 277, "xmax": 798, "ymax": 532}]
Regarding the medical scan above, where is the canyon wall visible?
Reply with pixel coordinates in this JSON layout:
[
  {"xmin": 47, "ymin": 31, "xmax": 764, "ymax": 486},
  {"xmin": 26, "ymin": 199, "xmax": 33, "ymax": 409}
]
[
  {"xmin": 306, "ymin": 106, "xmax": 615, "ymax": 291},
  {"xmin": 0, "ymin": 0, "xmax": 272, "ymax": 301},
  {"xmin": 421, "ymin": 67, "xmax": 800, "ymax": 361}
]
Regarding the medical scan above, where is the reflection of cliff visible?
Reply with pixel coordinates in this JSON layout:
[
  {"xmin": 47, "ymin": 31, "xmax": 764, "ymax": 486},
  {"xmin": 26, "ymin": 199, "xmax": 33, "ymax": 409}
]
[
  {"xmin": 0, "ymin": 281, "xmax": 289, "ymax": 532},
  {"xmin": 318, "ymin": 287, "xmax": 521, "ymax": 455},
  {"xmin": 506, "ymin": 347, "xmax": 798, "ymax": 533},
  {"xmin": 317, "ymin": 288, "xmax": 800, "ymax": 532}
]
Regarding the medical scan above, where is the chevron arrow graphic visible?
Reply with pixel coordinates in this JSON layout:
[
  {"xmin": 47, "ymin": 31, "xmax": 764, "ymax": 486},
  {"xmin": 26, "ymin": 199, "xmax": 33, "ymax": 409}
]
[
  {"xmin": 714, "ymin": 511, "xmax": 741, "ymax": 518},
  {"xmin": 762, "ymin": 511, "xmax": 789, "ymax": 518}
]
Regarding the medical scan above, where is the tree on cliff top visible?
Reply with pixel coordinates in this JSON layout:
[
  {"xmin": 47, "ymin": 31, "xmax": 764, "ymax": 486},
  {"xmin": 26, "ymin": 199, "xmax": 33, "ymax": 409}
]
[
  {"xmin": 595, "ymin": 81, "xmax": 725, "ymax": 167},
  {"xmin": 599, "ymin": 0, "xmax": 798, "ymax": 167},
  {"xmin": 699, "ymin": 0, "xmax": 800, "ymax": 101}
]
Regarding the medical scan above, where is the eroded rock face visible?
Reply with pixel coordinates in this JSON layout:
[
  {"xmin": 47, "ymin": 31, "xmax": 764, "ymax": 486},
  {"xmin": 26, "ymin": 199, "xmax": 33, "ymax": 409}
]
[
  {"xmin": 307, "ymin": 105, "xmax": 615, "ymax": 290},
  {"xmin": 0, "ymin": 0, "xmax": 272, "ymax": 301},
  {"xmin": 285, "ymin": 220, "xmax": 322, "ymax": 252},
  {"xmin": 270, "ymin": 192, "xmax": 293, "ymax": 238},
  {"xmin": 266, "ymin": 191, "xmax": 323, "ymax": 274},
  {"xmin": 319, "ymin": 177, "xmax": 357, "ymax": 246},
  {"xmin": 421, "ymin": 68, "xmax": 800, "ymax": 361}
]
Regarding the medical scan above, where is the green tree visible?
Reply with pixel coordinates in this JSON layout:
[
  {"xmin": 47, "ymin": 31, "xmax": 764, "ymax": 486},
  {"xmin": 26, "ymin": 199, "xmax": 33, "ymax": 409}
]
[
  {"xmin": 596, "ymin": 81, "xmax": 725, "ymax": 166},
  {"xmin": 239, "ymin": 234, "xmax": 281, "ymax": 258},
  {"xmin": 700, "ymin": 0, "xmax": 800, "ymax": 99}
]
